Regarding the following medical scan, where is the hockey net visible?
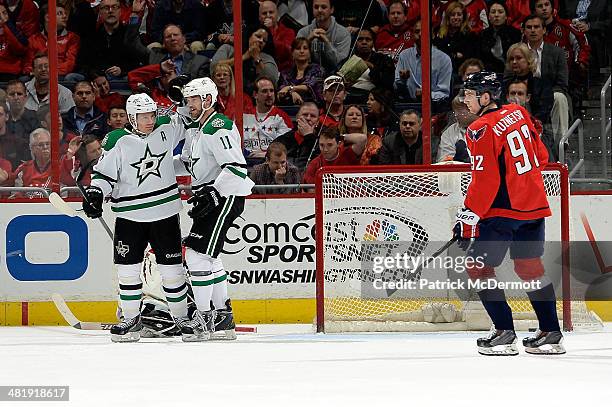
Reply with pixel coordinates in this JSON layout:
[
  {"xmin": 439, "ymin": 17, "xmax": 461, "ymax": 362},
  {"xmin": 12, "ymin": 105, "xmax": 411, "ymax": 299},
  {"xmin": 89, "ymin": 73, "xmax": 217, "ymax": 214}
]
[{"xmin": 315, "ymin": 164, "xmax": 603, "ymax": 333}]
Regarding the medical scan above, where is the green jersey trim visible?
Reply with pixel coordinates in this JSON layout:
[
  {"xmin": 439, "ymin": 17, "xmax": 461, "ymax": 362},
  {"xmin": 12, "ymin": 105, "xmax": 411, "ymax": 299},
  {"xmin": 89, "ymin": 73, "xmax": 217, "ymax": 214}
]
[
  {"xmin": 201, "ymin": 113, "xmax": 233, "ymax": 135},
  {"xmin": 227, "ymin": 166, "xmax": 247, "ymax": 179},
  {"xmin": 154, "ymin": 116, "xmax": 171, "ymax": 128},
  {"xmin": 101, "ymin": 128, "xmax": 129, "ymax": 151},
  {"xmin": 111, "ymin": 193, "xmax": 181, "ymax": 212}
]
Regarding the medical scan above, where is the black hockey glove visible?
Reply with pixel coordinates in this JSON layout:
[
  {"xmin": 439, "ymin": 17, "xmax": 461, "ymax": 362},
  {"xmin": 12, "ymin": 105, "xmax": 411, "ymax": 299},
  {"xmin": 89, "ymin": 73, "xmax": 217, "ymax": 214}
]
[
  {"xmin": 187, "ymin": 186, "xmax": 225, "ymax": 218},
  {"xmin": 82, "ymin": 186, "xmax": 104, "ymax": 219},
  {"xmin": 452, "ymin": 207, "xmax": 480, "ymax": 251}
]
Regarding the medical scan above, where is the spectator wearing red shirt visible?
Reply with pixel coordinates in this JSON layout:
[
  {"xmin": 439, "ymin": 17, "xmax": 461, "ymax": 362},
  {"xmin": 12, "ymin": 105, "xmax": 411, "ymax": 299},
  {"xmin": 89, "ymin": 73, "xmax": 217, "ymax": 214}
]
[
  {"xmin": 375, "ymin": 0, "xmax": 415, "ymax": 63},
  {"xmin": 319, "ymin": 75, "xmax": 346, "ymax": 128},
  {"xmin": 211, "ymin": 62, "xmax": 254, "ymax": 121},
  {"xmin": 260, "ymin": 0, "xmax": 295, "ymax": 72},
  {"xmin": 459, "ymin": 0, "xmax": 489, "ymax": 33},
  {"xmin": 0, "ymin": 3, "xmax": 26, "ymax": 80},
  {"xmin": 24, "ymin": 4, "xmax": 82, "ymax": 80},
  {"xmin": 128, "ymin": 59, "xmax": 179, "ymax": 116},
  {"xmin": 13, "ymin": 128, "xmax": 52, "ymax": 197},
  {"xmin": 92, "ymin": 73, "xmax": 126, "ymax": 114},
  {"xmin": 302, "ymin": 126, "xmax": 366, "ymax": 186},
  {"xmin": 5, "ymin": 0, "xmax": 39, "ymax": 38},
  {"xmin": 60, "ymin": 134, "xmax": 102, "ymax": 188},
  {"xmin": 0, "ymin": 155, "xmax": 12, "ymax": 186}
]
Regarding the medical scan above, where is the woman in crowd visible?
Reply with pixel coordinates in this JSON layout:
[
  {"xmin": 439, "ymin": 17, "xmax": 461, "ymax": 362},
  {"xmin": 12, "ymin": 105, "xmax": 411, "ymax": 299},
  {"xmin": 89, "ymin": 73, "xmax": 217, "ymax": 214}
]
[
  {"xmin": 212, "ymin": 26, "xmax": 278, "ymax": 95},
  {"xmin": 365, "ymin": 88, "xmax": 396, "ymax": 139},
  {"xmin": 433, "ymin": 1, "xmax": 479, "ymax": 72},
  {"xmin": 278, "ymin": 37, "xmax": 324, "ymax": 105},
  {"xmin": 211, "ymin": 62, "xmax": 253, "ymax": 120},
  {"xmin": 478, "ymin": 1, "xmax": 521, "ymax": 73},
  {"xmin": 339, "ymin": 105, "xmax": 381, "ymax": 166}
]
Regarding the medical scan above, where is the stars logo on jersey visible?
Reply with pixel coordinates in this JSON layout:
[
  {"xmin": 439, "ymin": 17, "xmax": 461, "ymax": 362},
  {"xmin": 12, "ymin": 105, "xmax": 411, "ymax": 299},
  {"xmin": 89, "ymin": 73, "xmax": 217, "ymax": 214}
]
[
  {"xmin": 130, "ymin": 145, "xmax": 167, "ymax": 185},
  {"xmin": 116, "ymin": 241, "xmax": 130, "ymax": 257},
  {"xmin": 467, "ymin": 126, "xmax": 486, "ymax": 142},
  {"xmin": 211, "ymin": 118, "xmax": 225, "ymax": 128},
  {"xmin": 188, "ymin": 157, "xmax": 200, "ymax": 178}
]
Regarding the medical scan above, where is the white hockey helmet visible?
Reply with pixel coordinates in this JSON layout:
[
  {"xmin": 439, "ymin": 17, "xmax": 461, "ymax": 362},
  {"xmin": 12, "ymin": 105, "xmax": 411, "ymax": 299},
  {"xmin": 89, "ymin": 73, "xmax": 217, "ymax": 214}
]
[
  {"xmin": 181, "ymin": 77, "xmax": 218, "ymax": 121},
  {"xmin": 126, "ymin": 93, "xmax": 158, "ymax": 133}
]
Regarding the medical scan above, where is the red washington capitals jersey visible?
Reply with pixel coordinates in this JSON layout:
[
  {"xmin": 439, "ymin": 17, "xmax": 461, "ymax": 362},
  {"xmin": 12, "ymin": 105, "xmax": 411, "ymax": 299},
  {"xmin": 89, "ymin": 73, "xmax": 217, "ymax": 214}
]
[{"xmin": 464, "ymin": 104, "xmax": 551, "ymax": 221}]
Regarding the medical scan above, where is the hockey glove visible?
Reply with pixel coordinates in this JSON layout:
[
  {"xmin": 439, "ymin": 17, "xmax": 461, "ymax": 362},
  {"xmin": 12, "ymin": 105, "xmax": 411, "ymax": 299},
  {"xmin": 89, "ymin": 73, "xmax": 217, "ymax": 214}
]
[
  {"xmin": 453, "ymin": 207, "xmax": 480, "ymax": 251},
  {"xmin": 187, "ymin": 186, "xmax": 225, "ymax": 218},
  {"xmin": 82, "ymin": 186, "xmax": 104, "ymax": 219}
]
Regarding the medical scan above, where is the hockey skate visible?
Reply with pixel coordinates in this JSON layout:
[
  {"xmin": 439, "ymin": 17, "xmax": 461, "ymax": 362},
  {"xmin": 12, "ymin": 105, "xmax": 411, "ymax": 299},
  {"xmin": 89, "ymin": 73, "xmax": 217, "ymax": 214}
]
[
  {"xmin": 211, "ymin": 299, "xmax": 236, "ymax": 340},
  {"xmin": 110, "ymin": 315, "xmax": 143, "ymax": 343},
  {"xmin": 523, "ymin": 330, "xmax": 566, "ymax": 355},
  {"xmin": 180, "ymin": 310, "xmax": 214, "ymax": 342},
  {"xmin": 477, "ymin": 328, "xmax": 518, "ymax": 356}
]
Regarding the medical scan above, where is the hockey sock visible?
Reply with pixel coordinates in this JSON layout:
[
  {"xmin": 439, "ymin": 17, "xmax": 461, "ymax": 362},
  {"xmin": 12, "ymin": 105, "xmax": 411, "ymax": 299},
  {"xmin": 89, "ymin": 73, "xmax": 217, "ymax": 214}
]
[
  {"xmin": 157, "ymin": 264, "xmax": 189, "ymax": 319},
  {"xmin": 117, "ymin": 264, "xmax": 143, "ymax": 319},
  {"xmin": 185, "ymin": 248, "xmax": 213, "ymax": 312},
  {"xmin": 477, "ymin": 288, "xmax": 514, "ymax": 330},
  {"xmin": 211, "ymin": 257, "xmax": 229, "ymax": 310},
  {"xmin": 527, "ymin": 283, "xmax": 561, "ymax": 332}
]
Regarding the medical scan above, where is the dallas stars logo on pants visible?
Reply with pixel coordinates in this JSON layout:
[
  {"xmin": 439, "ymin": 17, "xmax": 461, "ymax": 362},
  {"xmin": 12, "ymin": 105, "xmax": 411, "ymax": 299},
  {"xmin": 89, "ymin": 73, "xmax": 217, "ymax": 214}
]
[
  {"xmin": 130, "ymin": 145, "xmax": 167, "ymax": 185},
  {"xmin": 116, "ymin": 241, "xmax": 130, "ymax": 257}
]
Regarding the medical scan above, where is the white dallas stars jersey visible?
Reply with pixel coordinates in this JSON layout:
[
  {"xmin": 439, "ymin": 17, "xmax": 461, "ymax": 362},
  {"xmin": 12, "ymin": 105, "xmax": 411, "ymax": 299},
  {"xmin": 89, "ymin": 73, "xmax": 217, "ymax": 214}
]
[
  {"xmin": 181, "ymin": 112, "xmax": 254, "ymax": 196},
  {"xmin": 92, "ymin": 115, "xmax": 186, "ymax": 222}
]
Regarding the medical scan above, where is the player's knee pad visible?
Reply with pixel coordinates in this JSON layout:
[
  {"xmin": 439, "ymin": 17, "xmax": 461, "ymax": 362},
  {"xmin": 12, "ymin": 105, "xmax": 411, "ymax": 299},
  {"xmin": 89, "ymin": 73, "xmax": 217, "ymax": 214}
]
[
  {"xmin": 117, "ymin": 264, "xmax": 142, "ymax": 285},
  {"xmin": 514, "ymin": 258, "xmax": 545, "ymax": 281},
  {"xmin": 185, "ymin": 248, "xmax": 213, "ymax": 274},
  {"xmin": 156, "ymin": 264, "xmax": 186, "ymax": 287},
  {"xmin": 466, "ymin": 264, "xmax": 496, "ymax": 280}
]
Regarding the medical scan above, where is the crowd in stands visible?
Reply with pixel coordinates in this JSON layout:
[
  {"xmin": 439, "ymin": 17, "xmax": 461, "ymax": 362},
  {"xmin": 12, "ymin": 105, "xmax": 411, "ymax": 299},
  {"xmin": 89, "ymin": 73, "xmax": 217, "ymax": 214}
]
[{"xmin": 0, "ymin": 0, "xmax": 609, "ymax": 196}]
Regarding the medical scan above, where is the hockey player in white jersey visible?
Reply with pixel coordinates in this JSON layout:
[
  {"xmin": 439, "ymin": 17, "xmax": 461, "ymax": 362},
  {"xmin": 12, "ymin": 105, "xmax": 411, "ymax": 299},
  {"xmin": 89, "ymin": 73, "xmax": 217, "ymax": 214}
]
[
  {"xmin": 83, "ymin": 93, "xmax": 191, "ymax": 343},
  {"xmin": 177, "ymin": 77, "xmax": 254, "ymax": 341}
]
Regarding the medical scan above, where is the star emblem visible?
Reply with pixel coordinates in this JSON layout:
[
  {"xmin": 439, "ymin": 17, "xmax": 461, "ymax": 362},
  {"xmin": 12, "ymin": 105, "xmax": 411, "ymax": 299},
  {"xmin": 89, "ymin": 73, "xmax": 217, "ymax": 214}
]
[
  {"xmin": 188, "ymin": 157, "xmax": 200, "ymax": 178},
  {"xmin": 130, "ymin": 145, "xmax": 167, "ymax": 185}
]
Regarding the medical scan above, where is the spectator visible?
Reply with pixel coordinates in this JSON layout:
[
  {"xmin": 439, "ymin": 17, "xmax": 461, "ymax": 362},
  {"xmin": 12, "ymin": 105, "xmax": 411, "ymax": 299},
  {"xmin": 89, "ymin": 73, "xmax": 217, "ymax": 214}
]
[
  {"xmin": 243, "ymin": 76, "xmax": 293, "ymax": 163},
  {"xmin": 92, "ymin": 73, "xmax": 126, "ymax": 114},
  {"xmin": 211, "ymin": 62, "xmax": 254, "ymax": 120},
  {"xmin": 479, "ymin": 1, "xmax": 521, "ymax": 73},
  {"xmin": 13, "ymin": 128, "xmax": 52, "ymax": 196},
  {"xmin": 433, "ymin": 1, "xmax": 480, "ymax": 72},
  {"xmin": 23, "ymin": 3, "xmax": 81, "ymax": 80},
  {"xmin": 200, "ymin": 0, "xmax": 238, "ymax": 50},
  {"xmin": 274, "ymin": 101, "xmax": 320, "ymax": 171},
  {"xmin": 278, "ymin": 0, "xmax": 310, "ymax": 27},
  {"xmin": 149, "ymin": 0, "xmax": 205, "ymax": 51},
  {"xmin": 521, "ymin": 14, "xmax": 569, "ymax": 149},
  {"xmin": 6, "ymin": 0, "xmax": 39, "ymax": 38},
  {"xmin": 78, "ymin": 0, "xmax": 149, "ymax": 80},
  {"xmin": 24, "ymin": 54, "xmax": 75, "ymax": 113},
  {"xmin": 5, "ymin": 80, "xmax": 38, "ymax": 142},
  {"xmin": 278, "ymin": 37, "xmax": 324, "ymax": 105},
  {"xmin": 437, "ymin": 96, "xmax": 477, "ymax": 162},
  {"xmin": 455, "ymin": 58, "xmax": 484, "ymax": 96},
  {"xmin": 297, "ymin": 0, "xmax": 351, "ymax": 74},
  {"xmin": 212, "ymin": 26, "xmax": 279, "ymax": 94},
  {"xmin": 366, "ymin": 87, "xmax": 396, "ymax": 138},
  {"xmin": 459, "ymin": 0, "xmax": 489, "ymax": 33},
  {"xmin": 60, "ymin": 134, "xmax": 102, "ymax": 187},
  {"xmin": 107, "ymin": 105, "xmax": 128, "ymax": 130},
  {"xmin": 128, "ymin": 60, "xmax": 179, "ymax": 115},
  {"xmin": 260, "ymin": 0, "xmax": 296, "ymax": 72},
  {"xmin": 395, "ymin": 20, "xmax": 452, "ymax": 112},
  {"xmin": 375, "ymin": 0, "xmax": 415, "ymax": 63},
  {"xmin": 37, "ymin": 104, "xmax": 77, "ymax": 157},
  {"xmin": 377, "ymin": 110, "xmax": 433, "ymax": 164},
  {"xmin": 0, "ymin": 101, "xmax": 29, "ymax": 171},
  {"xmin": 249, "ymin": 141, "xmax": 302, "ymax": 194},
  {"xmin": 333, "ymin": 0, "xmax": 385, "ymax": 35},
  {"xmin": 148, "ymin": 24, "xmax": 210, "ymax": 79},
  {"xmin": 339, "ymin": 104, "xmax": 381, "ymax": 165},
  {"xmin": 345, "ymin": 28, "xmax": 395, "ymax": 102},
  {"xmin": 0, "ymin": 154, "xmax": 12, "ymax": 186},
  {"xmin": 560, "ymin": 0, "xmax": 610, "ymax": 73},
  {"xmin": 302, "ymin": 126, "xmax": 367, "ymax": 186},
  {"xmin": 319, "ymin": 75, "xmax": 347, "ymax": 128},
  {"xmin": 0, "ymin": 3, "xmax": 26, "ymax": 81},
  {"xmin": 504, "ymin": 0, "xmax": 532, "ymax": 30},
  {"xmin": 62, "ymin": 81, "xmax": 108, "ymax": 140},
  {"xmin": 534, "ymin": 0, "xmax": 590, "ymax": 100},
  {"xmin": 504, "ymin": 43, "xmax": 555, "ymax": 144}
]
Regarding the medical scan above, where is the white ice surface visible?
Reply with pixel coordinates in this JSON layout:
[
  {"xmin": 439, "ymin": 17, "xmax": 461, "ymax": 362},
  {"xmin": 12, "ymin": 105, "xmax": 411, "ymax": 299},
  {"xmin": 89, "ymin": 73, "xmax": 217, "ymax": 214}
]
[{"xmin": 1, "ymin": 324, "xmax": 611, "ymax": 407}]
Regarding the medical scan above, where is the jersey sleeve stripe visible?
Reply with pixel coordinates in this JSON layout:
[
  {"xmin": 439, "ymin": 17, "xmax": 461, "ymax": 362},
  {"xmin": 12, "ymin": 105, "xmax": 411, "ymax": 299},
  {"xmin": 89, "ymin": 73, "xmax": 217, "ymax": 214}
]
[
  {"xmin": 109, "ymin": 183, "xmax": 179, "ymax": 203},
  {"xmin": 226, "ymin": 166, "xmax": 247, "ymax": 179},
  {"xmin": 92, "ymin": 171, "xmax": 117, "ymax": 183},
  {"xmin": 220, "ymin": 162, "xmax": 248, "ymax": 169}
]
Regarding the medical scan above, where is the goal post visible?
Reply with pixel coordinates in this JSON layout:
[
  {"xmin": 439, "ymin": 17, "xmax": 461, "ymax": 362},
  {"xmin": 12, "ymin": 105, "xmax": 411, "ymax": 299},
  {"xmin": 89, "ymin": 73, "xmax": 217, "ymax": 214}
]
[{"xmin": 315, "ymin": 163, "xmax": 587, "ymax": 333}]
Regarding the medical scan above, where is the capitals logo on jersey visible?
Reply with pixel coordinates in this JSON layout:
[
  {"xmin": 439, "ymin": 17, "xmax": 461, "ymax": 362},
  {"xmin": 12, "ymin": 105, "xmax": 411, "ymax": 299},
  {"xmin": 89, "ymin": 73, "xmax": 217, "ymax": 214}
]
[{"xmin": 467, "ymin": 126, "xmax": 487, "ymax": 142}]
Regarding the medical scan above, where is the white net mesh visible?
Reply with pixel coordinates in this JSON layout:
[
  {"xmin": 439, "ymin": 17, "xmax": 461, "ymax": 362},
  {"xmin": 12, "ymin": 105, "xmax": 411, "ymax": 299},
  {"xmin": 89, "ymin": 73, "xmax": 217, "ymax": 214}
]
[{"xmin": 317, "ymin": 165, "xmax": 602, "ymax": 332}]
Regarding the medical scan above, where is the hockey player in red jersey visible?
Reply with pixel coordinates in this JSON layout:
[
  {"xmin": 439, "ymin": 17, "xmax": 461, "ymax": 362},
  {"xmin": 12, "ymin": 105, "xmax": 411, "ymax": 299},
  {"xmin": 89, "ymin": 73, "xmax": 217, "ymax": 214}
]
[{"xmin": 454, "ymin": 72, "xmax": 565, "ymax": 356}]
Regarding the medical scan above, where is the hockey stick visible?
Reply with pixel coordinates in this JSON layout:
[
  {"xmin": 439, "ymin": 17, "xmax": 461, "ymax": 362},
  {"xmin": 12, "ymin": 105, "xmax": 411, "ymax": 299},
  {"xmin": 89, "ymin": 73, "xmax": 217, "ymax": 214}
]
[
  {"xmin": 411, "ymin": 236, "xmax": 459, "ymax": 276},
  {"xmin": 51, "ymin": 293, "xmax": 257, "ymax": 333}
]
